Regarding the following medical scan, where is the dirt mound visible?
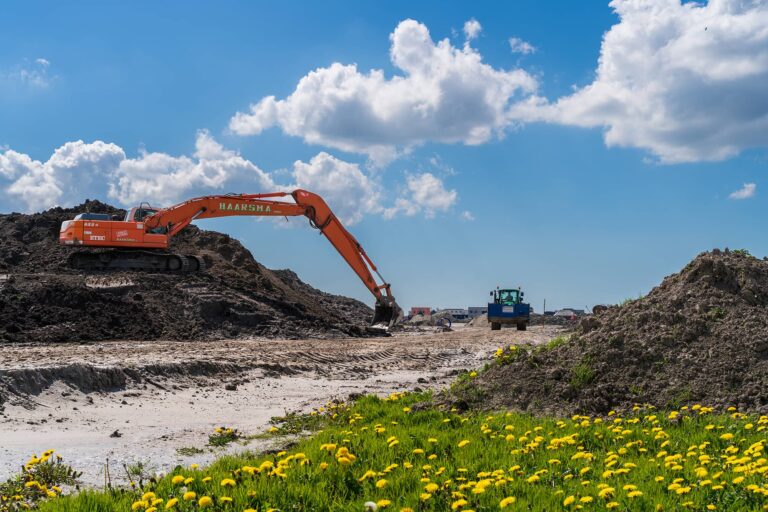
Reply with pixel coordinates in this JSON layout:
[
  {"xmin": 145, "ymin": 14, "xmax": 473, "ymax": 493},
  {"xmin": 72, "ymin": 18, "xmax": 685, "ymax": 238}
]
[
  {"xmin": 458, "ymin": 249, "xmax": 768, "ymax": 414},
  {"xmin": 0, "ymin": 201, "xmax": 373, "ymax": 343}
]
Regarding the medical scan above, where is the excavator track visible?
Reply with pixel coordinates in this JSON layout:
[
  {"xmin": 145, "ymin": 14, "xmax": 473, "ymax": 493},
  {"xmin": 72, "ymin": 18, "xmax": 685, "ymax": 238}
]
[{"xmin": 68, "ymin": 250, "xmax": 206, "ymax": 272}]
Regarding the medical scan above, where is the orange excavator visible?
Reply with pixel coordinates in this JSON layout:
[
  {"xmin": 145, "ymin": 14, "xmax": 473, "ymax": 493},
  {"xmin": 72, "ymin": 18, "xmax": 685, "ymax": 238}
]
[{"xmin": 59, "ymin": 189, "xmax": 402, "ymax": 328}]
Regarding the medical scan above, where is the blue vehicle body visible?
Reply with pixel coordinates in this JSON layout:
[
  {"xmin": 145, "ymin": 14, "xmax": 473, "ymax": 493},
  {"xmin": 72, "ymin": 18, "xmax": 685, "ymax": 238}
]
[{"xmin": 487, "ymin": 288, "xmax": 531, "ymax": 330}]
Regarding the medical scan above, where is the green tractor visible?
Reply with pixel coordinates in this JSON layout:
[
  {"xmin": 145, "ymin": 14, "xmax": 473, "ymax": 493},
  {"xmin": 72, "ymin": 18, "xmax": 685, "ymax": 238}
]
[{"xmin": 487, "ymin": 287, "xmax": 531, "ymax": 331}]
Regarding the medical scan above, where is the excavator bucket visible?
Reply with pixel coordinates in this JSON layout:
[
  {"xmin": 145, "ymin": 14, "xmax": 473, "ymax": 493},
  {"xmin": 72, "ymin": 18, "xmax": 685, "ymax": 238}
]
[{"xmin": 371, "ymin": 299, "xmax": 403, "ymax": 330}]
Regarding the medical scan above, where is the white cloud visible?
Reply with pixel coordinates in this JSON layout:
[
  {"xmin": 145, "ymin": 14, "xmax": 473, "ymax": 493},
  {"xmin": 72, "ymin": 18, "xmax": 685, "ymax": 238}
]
[
  {"xmin": 384, "ymin": 172, "xmax": 457, "ymax": 219},
  {"xmin": 1, "ymin": 140, "xmax": 124, "ymax": 211},
  {"xmin": 108, "ymin": 130, "xmax": 275, "ymax": 206},
  {"xmin": 516, "ymin": 0, "xmax": 768, "ymax": 163},
  {"xmin": 509, "ymin": 37, "xmax": 535, "ymax": 55},
  {"xmin": 0, "ymin": 134, "xmax": 417, "ymax": 226},
  {"xmin": 463, "ymin": 19, "xmax": 482, "ymax": 41},
  {"xmin": 729, "ymin": 182, "xmax": 756, "ymax": 200},
  {"xmin": 229, "ymin": 19, "xmax": 537, "ymax": 164},
  {"xmin": 0, "ymin": 132, "xmax": 275, "ymax": 212},
  {"xmin": 290, "ymin": 152, "xmax": 381, "ymax": 224},
  {"xmin": 461, "ymin": 210, "xmax": 475, "ymax": 221},
  {"xmin": 6, "ymin": 58, "xmax": 54, "ymax": 88}
]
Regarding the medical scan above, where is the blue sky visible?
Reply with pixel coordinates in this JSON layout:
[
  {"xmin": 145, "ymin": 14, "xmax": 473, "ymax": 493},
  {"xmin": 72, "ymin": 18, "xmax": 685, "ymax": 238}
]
[{"xmin": 1, "ymin": 0, "xmax": 767, "ymax": 312}]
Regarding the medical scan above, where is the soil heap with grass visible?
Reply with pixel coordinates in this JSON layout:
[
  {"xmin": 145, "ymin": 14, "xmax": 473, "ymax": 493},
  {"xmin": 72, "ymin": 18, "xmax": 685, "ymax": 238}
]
[
  {"xmin": 0, "ymin": 201, "xmax": 373, "ymax": 343},
  {"xmin": 458, "ymin": 249, "xmax": 768, "ymax": 414}
]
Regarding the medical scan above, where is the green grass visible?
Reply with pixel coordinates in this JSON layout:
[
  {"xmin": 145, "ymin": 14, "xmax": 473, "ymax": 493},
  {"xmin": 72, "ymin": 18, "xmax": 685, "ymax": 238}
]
[
  {"xmin": 537, "ymin": 335, "xmax": 571, "ymax": 353},
  {"xmin": 176, "ymin": 447, "xmax": 205, "ymax": 457},
  {"xmin": 570, "ymin": 360, "xmax": 596, "ymax": 390},
  {"xmin": 208, "ymin": 427, "xmax": 242, "ymax": 447},
  {"xmin": 31, "ymin": 394, "xmax": 768, "ymax": 512}
]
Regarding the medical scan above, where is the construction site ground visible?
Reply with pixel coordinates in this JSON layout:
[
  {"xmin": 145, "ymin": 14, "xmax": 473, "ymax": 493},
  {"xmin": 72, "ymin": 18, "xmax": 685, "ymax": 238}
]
[{"xmin": 0, "ymin": 324, "xmax": 563, "ymax": 486}]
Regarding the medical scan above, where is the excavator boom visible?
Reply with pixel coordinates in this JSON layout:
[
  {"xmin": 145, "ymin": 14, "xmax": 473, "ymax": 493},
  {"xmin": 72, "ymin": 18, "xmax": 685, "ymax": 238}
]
[{"xmin": 59, "ymin": 189, "xmax": 402, "ymax": 328}]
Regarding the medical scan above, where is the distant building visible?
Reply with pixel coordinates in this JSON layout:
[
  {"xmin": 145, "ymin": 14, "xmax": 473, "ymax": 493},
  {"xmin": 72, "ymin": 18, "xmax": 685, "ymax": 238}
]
[
  {"xmin": 467, "ymin": 306, "xmax": 487, "ymax": 319},
  {"xmin": 436, "ymin": 308, "xmax": 469, "ymax": 321},
  {"xmin": 409, "ymin": 306, "xmax": 431, "ymax": 317},
  {"xmin": 554, "ymin": 308, "xmax": 586, "ymax": 317}
]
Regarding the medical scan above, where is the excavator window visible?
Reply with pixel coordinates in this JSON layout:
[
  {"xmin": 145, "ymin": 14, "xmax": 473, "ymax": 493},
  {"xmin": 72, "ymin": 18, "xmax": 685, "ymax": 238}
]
[{"xmin": 130, "ymin": 208, "xmax": 158, "ymax": 222}]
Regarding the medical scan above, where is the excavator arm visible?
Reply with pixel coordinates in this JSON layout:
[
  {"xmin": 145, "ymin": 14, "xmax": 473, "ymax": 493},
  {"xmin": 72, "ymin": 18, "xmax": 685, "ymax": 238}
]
[{"xmin": 140, "ymin": 190, "xmax": 401, "ymax": 327}]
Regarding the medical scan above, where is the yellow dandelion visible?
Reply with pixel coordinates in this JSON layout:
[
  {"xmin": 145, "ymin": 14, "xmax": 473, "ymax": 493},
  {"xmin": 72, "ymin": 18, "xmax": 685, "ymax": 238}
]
[{"xmin": 500, "ymin": 496, "xmax": 516, "ymax": 508}]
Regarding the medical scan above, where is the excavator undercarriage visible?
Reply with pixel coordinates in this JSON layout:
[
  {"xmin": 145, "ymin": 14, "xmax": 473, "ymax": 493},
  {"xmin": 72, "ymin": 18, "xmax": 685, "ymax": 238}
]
[{"xmin": 68, "ymin": 250, "xmax": 206, "ymax": 272}]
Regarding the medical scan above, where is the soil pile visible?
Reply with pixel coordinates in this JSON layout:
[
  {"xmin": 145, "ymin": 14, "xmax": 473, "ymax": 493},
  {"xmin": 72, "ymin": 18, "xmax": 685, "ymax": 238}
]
[
  {"xmin": 459, "ymin": 249, "xmax": 768, "ymax": 414},
  {"xmin": 0, "ymin": 201, "xmax": 373, "ymax": 343}
]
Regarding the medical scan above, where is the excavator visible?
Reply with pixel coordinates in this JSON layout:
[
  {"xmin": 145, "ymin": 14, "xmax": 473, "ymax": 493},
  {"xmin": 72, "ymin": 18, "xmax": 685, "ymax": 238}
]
[{"xmin": 59, "ymin": 189, "xmax": 402, "ymax": 328}]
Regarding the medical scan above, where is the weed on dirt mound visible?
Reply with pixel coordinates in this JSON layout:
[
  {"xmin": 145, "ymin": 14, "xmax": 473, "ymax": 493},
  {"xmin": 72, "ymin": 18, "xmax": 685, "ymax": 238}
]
[
  {"xmin": 454, "ymin": 249, "xmax": 768, "ymax": 414},
  {"xmin": 0, "ymin": 201, "xmax": 373, "ymax": 342}
]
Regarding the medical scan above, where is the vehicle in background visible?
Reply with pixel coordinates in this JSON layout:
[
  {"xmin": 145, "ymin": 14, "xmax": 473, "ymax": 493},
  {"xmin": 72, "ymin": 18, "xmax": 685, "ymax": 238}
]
[{"xmin": 487, "ymin": 287, "xmax": 531, "ymax": 331}]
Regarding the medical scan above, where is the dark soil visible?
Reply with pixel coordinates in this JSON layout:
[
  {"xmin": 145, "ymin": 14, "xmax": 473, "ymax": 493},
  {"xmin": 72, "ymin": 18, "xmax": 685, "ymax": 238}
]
[
  {"xmin": 455, "ymin": 249, "xmax": 768, "ymax": 415},
  {"xmin": 0, "ymin": 200, "xmax": 373, "ymax": 343}
]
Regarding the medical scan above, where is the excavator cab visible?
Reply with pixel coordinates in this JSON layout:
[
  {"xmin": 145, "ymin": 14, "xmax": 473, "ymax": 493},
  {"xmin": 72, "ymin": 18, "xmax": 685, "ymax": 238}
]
[{"xmin": 125, "ymin": 204, "xmax": 159, "ymax": 222}]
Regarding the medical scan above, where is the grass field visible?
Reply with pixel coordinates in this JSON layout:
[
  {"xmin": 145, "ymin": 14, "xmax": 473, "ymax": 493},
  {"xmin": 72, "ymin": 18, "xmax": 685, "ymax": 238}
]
[{"xmin": 10, "ymin": 390, "xmax": 767, "ymax": 511}]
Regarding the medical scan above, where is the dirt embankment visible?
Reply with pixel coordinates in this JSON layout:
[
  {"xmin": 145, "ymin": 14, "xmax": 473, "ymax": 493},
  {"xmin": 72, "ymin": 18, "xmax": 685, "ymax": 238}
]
[
  {"xmin": 0, "ymin": 201, "xmax": 373, "ymax": 344},
  {"xmin": 457, "ymin": 250, "xmax": 768, "ymax": 415}
]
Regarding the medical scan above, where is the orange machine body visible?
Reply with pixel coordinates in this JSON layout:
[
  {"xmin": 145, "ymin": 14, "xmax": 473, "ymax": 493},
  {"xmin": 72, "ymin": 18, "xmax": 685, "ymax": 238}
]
[
  {"xmin": 59, "ymin": 190, "xmax": 395, "ymax": 307},
  {"xmin": 59, "ymin": 217, "xmax": 169, "ymax": 249}
]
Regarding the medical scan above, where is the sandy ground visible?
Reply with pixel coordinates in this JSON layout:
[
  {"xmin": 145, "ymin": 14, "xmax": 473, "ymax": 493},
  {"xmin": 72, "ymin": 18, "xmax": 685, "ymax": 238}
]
[{"xmin": 0, "ymin": 324, "xmax": 563, "ymax": 486}]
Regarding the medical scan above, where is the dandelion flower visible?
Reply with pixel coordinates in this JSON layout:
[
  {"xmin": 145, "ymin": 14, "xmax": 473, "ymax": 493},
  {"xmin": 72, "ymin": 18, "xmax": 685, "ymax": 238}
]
[
  {"xmin": 376, "ymin": 479, "xmax": 388, "ymax": 489},
  {"xmin": 500, "ymin": 496, "xmax": 516, "ymax": 508},
  {"xmin": 198, "ymin": 496, "xmax": 213, "ymax": 507},
  {"xmin": 164, "ymin": 498, "xmax": 178, "ymax": 510},
  {"xmin": 458, "ymin": 440, "xmax": 470, "ymax": 448}
]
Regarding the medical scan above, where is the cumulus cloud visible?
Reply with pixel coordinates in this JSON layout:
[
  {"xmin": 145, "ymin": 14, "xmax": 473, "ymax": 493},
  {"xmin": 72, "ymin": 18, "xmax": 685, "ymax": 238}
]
[
  {"xmin": 108, "ymin": 130, "xmax": 275, "ymax": 206},
  {"xmin": 229, "ymin": 19, "xmax": 537, "ymax": 164},
  {"xmin": 1, "ymin": 134, "xmax": 455, "ymax": 226},
  {"xmin": 729, "ymin": 182, "xmax": 756, "ymax": 200},
  {"xmin": 0, "ymin": 132, "xmax": 275, "ymax": 212},
  {"xmin": 516, "ymin": 0, "xmax": 768, "ymax": 163},
  {"xmin": 463, "ymin": 19, "xmax": 482, "ymax": 41},
  {"xmin": 508, "ymin": 37, "xmax": 535, "ymax": 55},
  {"xmin": 1, "ymin": 140, "xmax": 125, "ymax": 211},
  {"xmin": 384, "ymin": 172, "xmax": 457, "ymax": 219},
  {"xmin": 461, "ymin": 210, "xmax": 475, "ymax": 221},
  {"xmin": 290, "ymin": 152, "xmax": 382, "ymax": 224}
]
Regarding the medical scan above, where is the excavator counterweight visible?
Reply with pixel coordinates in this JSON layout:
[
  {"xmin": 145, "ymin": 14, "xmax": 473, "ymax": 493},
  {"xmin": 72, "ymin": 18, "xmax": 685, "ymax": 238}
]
[{"xmin": 59, "ymin": 190, "xmax": 402, "ymax": 328}]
